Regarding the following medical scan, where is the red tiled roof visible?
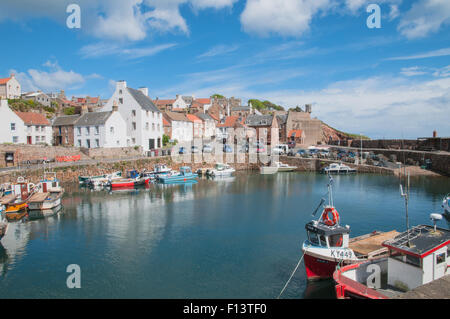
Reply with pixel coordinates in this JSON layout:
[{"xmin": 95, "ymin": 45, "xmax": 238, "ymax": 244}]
[
  {"xmin": 217, "ymin": 116, "xmax": 240, "ymax": 128},
  {"xmin": 0, "ymin": 77, "xmax": 11, "ymax": 85},
  {"xmin": 195, "ymin": 98, "xmax": 211, "ymax": 104},
  {"xmin": 15, "ymin": 112, "xmax": 50, "ymax": 126},
  {"xmin": 208, "ymin": 112, "xmax": 219, "ymax": 122},
  {"xmin": 172, "ymin": 107, "xmax": 186, "ymax": 112},
  {"xmin": 154, "ymin": 99, "xmax": 175, "ymax": 106},
  {"xmin": 163, "ymin": 118, "xmax": 170, "ymax": 126},
  {"xmin": 288, "ymin": 130, "xmax": 304, "ymax": 138},
  {"xmin": 186, "ymin": 114, "xmax": 202, "ymax": 123}
]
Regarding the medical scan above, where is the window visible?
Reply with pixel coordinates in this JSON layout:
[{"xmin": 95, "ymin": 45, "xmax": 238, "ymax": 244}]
[
  {"xmin": 132, "ymin": 110, "xmax": 136, "ymax": 117},
  {"xmin": 86, "ymin": 127, "xmax": 90, "ymax": 135},
  {"xmin": 95, "ymin": 139, "xmax": 100, "ymax": 148},
  {"xmin": 86, "ymin": 139, "xmax": 91, "ymax": 148},
  {"xmin": 95, "ymin": 126, "xmax": 99, "ymax": 135},
  {"xmin": 119, "ymin": 90, "xmax": 122, "ymax": 94},
  {"xmin": 436, "ymin": 253, "xmax": 446, "ymax": 264},
  {"xmin": 405, "ymin": 254, "xmax": 421, "ymax": 268},
  {"xmin": 157, "ymin": 124, "xmax": 160, "ymax": 131},
  {"xmin": 308, "ymin": 231, "xmax": 319, "ymax": 245},
  {"xmin": 152, "ymin": 112, "xmax": 155, "ymax": 118},
  {"xmin": 152, "ymin": 123, "xmax": 155, "ymax": 131},
  {"xmin": 110, "ymin": 126, "xmax": 114, "ymax": 134},
  {"xmin": 77, "ymin": 127, "xmax": 81, "ymax": 136},
  {"xmin": 132, "ymin": 122, "xmax": 136, "ymax": 130},
  {"xmin": 10, "ymin": 123, "xmax": 15, "ymax": 131},
  {"xmin": 145, "ymin": 122, "xmax": 149, "ymax": 130},
  {"xmin": 78, "ymin": 140, "xmax": 81, "ymax": 147},
  {"xmin": 146, "ymin": 111, "xmax": 149, "ymax": 117},
  {"xmin": 41, "ymin": 136, "xmax": 45, "ymax": 143},
  {"xmin": 12, "ymin": 136, "xmax": 18, "ymax": 143},
  {"xmin": 36, "ymin": 136, "xmax": 40, "ymax": 143},
  {"xmin": 319, "ymin": 235, "xmax": 328, "ymax": 247},
  {"xmin": 329, "ymin": 234, "xmax": 343, "ymax": 247},
  {"xmin": 132, "ymin": 138, "xmax": 136, "ymax": 144},
  {"xmin": 119, "ymin": 98, "xmax": 123, "ymax": 104}
]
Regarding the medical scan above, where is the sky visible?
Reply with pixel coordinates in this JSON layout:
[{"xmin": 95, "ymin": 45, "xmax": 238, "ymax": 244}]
[{"xmin": 0, "ymin": 0, "xmax": 449, "ymax": 139}]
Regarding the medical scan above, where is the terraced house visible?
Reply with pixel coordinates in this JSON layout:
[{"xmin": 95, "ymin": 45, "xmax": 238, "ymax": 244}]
[{"xmin": 101, "ymin": 80, "xmax": 163, "ymax": 153}]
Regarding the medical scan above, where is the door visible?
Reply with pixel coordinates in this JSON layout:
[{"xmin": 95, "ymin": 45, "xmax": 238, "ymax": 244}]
[
  {"xmin": 149, "ymin": 139, "xmax": 155, "ymax": 150},
  {"xmin": 27, "ymin": 136, "xmax": 32, "ymax": 145}
]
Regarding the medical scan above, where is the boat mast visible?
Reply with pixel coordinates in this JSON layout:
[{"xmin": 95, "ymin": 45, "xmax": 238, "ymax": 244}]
[{"xmin": 400, "ymin": 170, "xmax": 411, "ymax": 247}]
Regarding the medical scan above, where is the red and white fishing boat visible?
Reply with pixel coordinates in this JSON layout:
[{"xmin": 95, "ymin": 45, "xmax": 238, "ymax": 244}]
[
  {"xmin": 108, "ymin": 177, "xmax": 150, "ymax": 189},
  {"xmin": 302, "ymin": 176, "xmax": 397, "ymax": 280}
]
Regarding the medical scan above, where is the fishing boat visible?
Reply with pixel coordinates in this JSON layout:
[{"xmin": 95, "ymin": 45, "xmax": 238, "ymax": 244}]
[
  {"xmin": 2, "ymin": 177, "xmax": 35, "ymax": 222},
  {"xmin": 334, "ymin": 224, "xmax": 450, "ymax": 299},
  {"xmin": 157, "ymin": 167, "xmax": 198, "ymax": 184},
  {"xmin": 79, "ymin": 171, "xmax": 122, "ymax": 185},
  {"xmin": 274, "ymin": 161, "xmax": 297, "ymax": 172},
  {"xmin": 302, "ymin": 175, "xmax": 397, "ymax": 280},
  {"xmin": 28, "ymin": 204, "xmax": 63, "ymax": 220},
  {"xmin": 260, "ymin": 161, "xmax": 297, "ymax": 174},
  {"xmin": 27, "ymin": 172, "xmax": 64, "ymax": 212},
  {"xmin": 321, "ymin": 163, "xmax": 356, "ymax": 174},
  {"xmin": 107, "ymin": 176, "xmax": 150, "ymax": 189},
  {"xmin": 206, "ymin": 163, "xmax": 235, "ymax": 177},
  {"xmin": 0, "ymin": 183, "xmax": 13, "ymax": 197},
  {"xmin": 141, "ymin": 164, "xmax": 172, "ymax": 180},
  {"xmin": 443, "ymin": 194, "xmax": 450, "ymax": 216}
]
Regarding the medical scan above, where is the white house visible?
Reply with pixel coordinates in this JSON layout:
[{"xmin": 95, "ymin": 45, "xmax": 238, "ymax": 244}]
[
  {"xmin": 0, "ymin": 99, "xmax": 26, "ymax": 144},
  {"xmin": 15, "ymin": 111, "xmax": 52, "ymax": 145},
  {"xmin": 0, "ymin": 74, "xmax": 21, "ymax": 99},
  {"xmin": 172, "ymin": 95, "xmax": 190, "ymax": 109},
  {"xmin": 102, "ymin": 81, "xmax": 163, "ymax": 153},
  {"xmin": 195, "ymin": 112, "xmax": 216, "ymax": 138},
  {"xmin": 74, "ymin": 108, "xmax": 127, "ymax": 148},
  {"xmin": 163, "ymin": 111, "xmax": 193, "ymax": 142},
  {"xmin": 22, "ymin": 91, "xmax": 52, "ymax": 107}
]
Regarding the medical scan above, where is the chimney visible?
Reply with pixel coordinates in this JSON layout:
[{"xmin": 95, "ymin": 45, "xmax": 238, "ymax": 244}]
[
  {"xmin": 112, "ymin": 100, "xmax": 119, "ymax": 112},
  {"xmin": 305, "ymin": 104, "xmax": 312, "ymax": 113},
  {"xmin": 81, "ymin": 105, "xmax": 88, "ymax": 115},
  {"xmin": 116, "ymin": 80, "xmax": 127, "ymax": 91},
  {"xmin": 138, "ymin": 87, "xmax": 148, "ymax": 96},
  {"xmin": 433, "ymin": 130, "xmax": 437, "ymax": 138}
]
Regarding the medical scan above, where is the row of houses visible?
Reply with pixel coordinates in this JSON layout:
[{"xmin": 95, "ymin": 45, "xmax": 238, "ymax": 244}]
[{"xmin": 0, "ymin": 76, "xmax": 322, "ymax": 152}]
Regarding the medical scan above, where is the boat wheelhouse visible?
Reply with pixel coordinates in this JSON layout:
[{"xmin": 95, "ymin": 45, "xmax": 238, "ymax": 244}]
[
  {"xmin": 27, "ymin": 172, "xmax": 64, "ymax": 212},
  {"xmin": 302, "ymin": 176, "xmax": 396, "ymax": 280},
  {"xmin": 334, "ymin": 225, "xmax": 450, "ymax": 299}
]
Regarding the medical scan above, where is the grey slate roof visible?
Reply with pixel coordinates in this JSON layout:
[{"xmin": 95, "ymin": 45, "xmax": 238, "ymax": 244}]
[
  {"xmin": 195, "ymin": 112, "xmax": 214, "ymax": 121},
  {"xmin": 245, "ymin": 114, "xmax": 274, "ymax": 127},
  {"xmin": 75, "ymin": 111, "xmax": 113, "ymax": 126},
  {"xmin": 231, "ymin": 106, "xmax": 251, "ymax": 112},
  {"xmin": 276, "ymin": 114, "xmax": 287, "ymax": 125},
  {"xmin": 127, "ymin": 88, "xmax": 160, "ymax": 113},
  {"xmin": 52, "ymin": 115, "xmax": 81, "ymax": 126}
]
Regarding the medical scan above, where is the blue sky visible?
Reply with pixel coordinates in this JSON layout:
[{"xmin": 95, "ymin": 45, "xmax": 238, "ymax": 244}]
[{"xmin": 0, "ymin": 0, "xmax": 449, "ymax": 139}]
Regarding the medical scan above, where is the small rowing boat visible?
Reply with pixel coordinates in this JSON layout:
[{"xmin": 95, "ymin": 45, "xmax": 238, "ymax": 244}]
[{"xmin": 108, "ymin": 177, "xmax": 150, "ymax": 189}]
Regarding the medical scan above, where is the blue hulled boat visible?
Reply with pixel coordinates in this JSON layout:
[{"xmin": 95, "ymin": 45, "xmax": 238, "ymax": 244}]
[{"xmin": 157, "ymin": 167, "xmax": 198, "ymax": 184}]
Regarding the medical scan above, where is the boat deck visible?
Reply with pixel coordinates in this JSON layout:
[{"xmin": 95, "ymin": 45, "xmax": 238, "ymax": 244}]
[
  {"xmin": 28, "ymin": 192, "xmax": 50, "ymax": 203},
  {"xmin": 393, "ymin": 275, "xmax": 450, "ymax": 299},
  {"xmin": 349, "ymin": 230, "xmax": 399, "ymax": 258},
  {"xmin": 0, "ymin": 194, "xmax": 16, "ymax": 205}
]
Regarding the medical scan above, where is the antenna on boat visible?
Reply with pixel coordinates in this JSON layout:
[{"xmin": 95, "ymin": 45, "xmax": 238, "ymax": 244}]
[
  {"xmin": 400, "ymin": 171, "xmax": 411, "ymax": 247},
  {"xmin": 328, "ymin": 173, "xmax": 334, "ymax": 208}
]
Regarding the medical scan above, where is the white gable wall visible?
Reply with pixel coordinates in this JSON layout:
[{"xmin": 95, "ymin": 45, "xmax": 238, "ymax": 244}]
[{"xmin": 0, "ymin": 100, "xmax": 26, "ymax": 144}]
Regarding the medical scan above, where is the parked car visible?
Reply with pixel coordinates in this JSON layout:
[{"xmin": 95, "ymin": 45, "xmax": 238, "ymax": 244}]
[
  {"xmin": 223, "ymin": 144, "xmax": 233, "ymax": 153},
  {"xmin": 296, "ymin": 149, "xmax": 307, "ymax": 157},
  {"xmin": 191, "ymin": 146, "xmax": 200, "ymax": 154},
  {"xmin": 272, "ymin": 144, "xmax": 289, "ymax": 155},
  {"xmin": 202, "ymin": 144, "xmax": 213, "ymax": 153},
  {"xmin": 179, "ymin": 147, "xmax": 188, "ymax": 154},
  {"xmin": 288, "ymin": 141, "xmax": 296, "ymax": 149}
]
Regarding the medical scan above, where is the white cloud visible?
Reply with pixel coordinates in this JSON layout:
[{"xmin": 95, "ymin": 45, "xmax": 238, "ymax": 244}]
[
  {"xmin": 197, "ymin": 44, "xmax": 239, "ymax": 58},
  {"xmin": 400, "ymin": 66, "xmax": 428, "ymax": 76},
  {"xmin": 11, "ymin": 61, "xmax": 97, "ymax": 92},
  {"xmin": 433, "ymin": 65, "xmax": 450, "ymax": 77},
  {"xmin": 79, "ymin": 42, "xmax": 177, "ymax": 59},
  {"xmin": 398, "ymin": 0, "xmax": 450, "ymax": 39},
  {"xmin": 0, "ymin": 0, "xmax": 237, "ymax": 41},
  {"xmin": 386, "ymin": 48, "xmax": 450, "ymax": 61},
  {"xmin": 240, "ymin": 0, "xmax": 332, "ymax": 37}
]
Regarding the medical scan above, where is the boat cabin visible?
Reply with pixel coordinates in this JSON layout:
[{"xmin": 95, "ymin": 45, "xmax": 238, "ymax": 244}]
[
  {"xmin": 39, "ymin": 173, "xmax": 61, "ymax": 193},
  {"xmin": 126, "ymin": 170, "xmax": 140, "ymax": 179},
  {"xmin": 180, "ymin": 167, "xmax": 192, "ymax": 175},
  {"xmin": 154, "ymin": 164, "xmax": 169, "ymax": 173},
  {"xmin": 381, "ymin": 225, "xmax": 450, "ymax": 291},
  {"xmin": 305, "ymin": 220, "xmax": 351, "ymax": 249}
]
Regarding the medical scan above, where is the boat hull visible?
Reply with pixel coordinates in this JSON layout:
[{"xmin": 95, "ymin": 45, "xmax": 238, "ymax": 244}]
[
  {"xmin": 260, "ymin": 167, "xmax": 278, "ymax": 174},
  {"xmin": 29, "ymin": 204, "xmax": 62, "ymax": 219},
  {"xmin": 110, "ymin": 178, "xmax": 150, "ymax": 189},
  {"xmin": 27, "ymin": 196, "xmax": 61, "ymax": 211},
  {"xmin": 304, "ymin": 253, "xmax": 340, "ymax": 280}
]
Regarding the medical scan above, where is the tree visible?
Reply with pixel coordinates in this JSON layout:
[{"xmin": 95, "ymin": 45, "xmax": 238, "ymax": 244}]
[
  {"xmin": 64, "ymin": 107, "xmax": 76, "ymax": 115},
  {"xmin": 163, "ymin": 134, "xmax": 170, "ymax": 146},
  {"xmin": 211, "ymin": 94, "xmax": 225, "ymax": 99}
]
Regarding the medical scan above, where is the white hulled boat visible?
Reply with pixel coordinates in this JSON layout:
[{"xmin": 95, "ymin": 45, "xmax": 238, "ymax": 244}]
[
  {"xmin": 27, "ymin": 172, "xmax": 64, "ymax": 215},
  {"xmin": 207, "ymin": 163, "xmax": 236, "ymax": 177},
  {"xmin": 321, "ymin": 163, "xmax": 356, "ymax": 174}
]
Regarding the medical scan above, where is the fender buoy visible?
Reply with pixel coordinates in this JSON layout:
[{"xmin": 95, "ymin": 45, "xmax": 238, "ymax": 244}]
[{"xmin": 321, "ymin": 207, "xmax": 340, "ymax": 226}]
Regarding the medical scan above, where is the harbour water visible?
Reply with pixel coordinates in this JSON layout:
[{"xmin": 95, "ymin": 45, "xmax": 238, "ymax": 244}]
[{"xmin": 0, "ymin": 172, "xmax": 448, "ymax": 299}]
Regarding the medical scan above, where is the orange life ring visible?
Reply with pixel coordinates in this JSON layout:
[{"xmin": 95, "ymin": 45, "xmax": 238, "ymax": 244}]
[{"xmin": 321, "ymin": 207, "xmax": 340, "ymax": 226}]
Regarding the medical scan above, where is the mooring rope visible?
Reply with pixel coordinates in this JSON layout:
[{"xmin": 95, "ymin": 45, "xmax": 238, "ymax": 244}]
[{"xmin": 277, "ymin": 253, "xmax": 304, "ymax": 299}]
